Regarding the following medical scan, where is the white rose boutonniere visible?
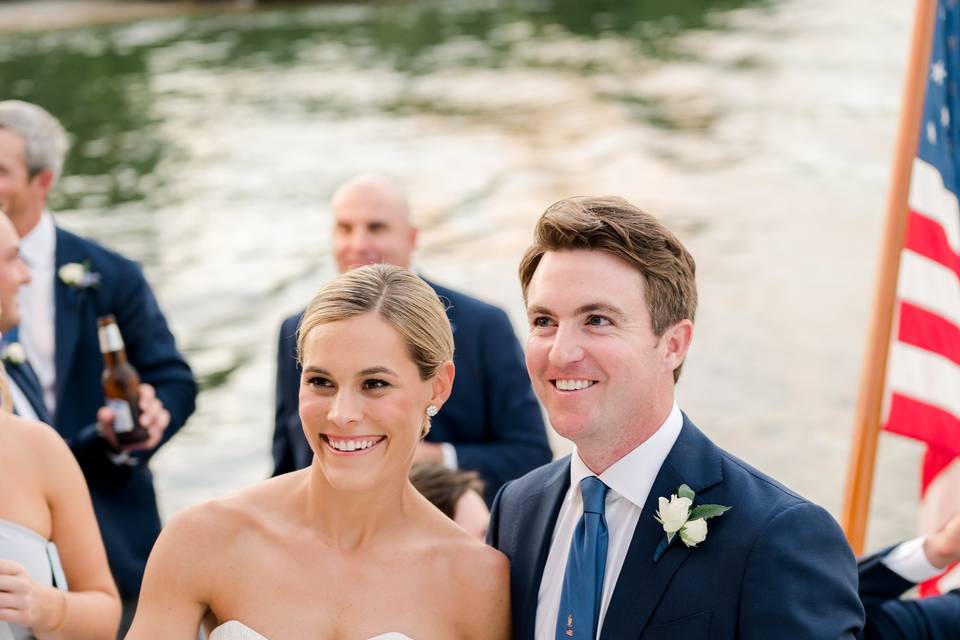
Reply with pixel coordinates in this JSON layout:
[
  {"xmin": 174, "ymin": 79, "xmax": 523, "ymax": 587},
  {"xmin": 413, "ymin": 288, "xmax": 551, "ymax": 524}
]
[
  {"xmin": 1, "ymin": 342, "xmax": 26, "ymax": 364},
  {"xmin": 679, "ymin": 516, "xmax": 708, "ymax": 546},
  {"xmin": 58, "ymin": 261, "xmax": 101, "ymax": 289},
  {"xmin": 653, "ymin": 484, "xmax": 730, "ymax": 562},
  {"xmin": 656, "ymin": 494, "xmax": 692, "ymax": 535}
]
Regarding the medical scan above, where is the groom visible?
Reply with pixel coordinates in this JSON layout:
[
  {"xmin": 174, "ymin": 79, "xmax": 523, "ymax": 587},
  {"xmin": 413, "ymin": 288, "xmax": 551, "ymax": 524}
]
[{"xmin": 487, "ymin": 196, "xmax": 864, "ymax": 638}]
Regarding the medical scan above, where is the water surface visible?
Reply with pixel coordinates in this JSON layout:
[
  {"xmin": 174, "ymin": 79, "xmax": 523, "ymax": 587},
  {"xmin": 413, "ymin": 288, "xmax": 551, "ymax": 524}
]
[{"xmin": 0, "ymin": 0, "xmax": 920, "ymax": 549}]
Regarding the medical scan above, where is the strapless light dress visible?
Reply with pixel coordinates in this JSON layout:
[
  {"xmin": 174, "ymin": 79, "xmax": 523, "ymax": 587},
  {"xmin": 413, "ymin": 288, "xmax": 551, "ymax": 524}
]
[
  {"xmin": 0, "ymin": 519, "xmax": 66, "ymax": 640},
  {"xmin": 208, "ymin": 621, "xmax": 414, "ymax": 640}
]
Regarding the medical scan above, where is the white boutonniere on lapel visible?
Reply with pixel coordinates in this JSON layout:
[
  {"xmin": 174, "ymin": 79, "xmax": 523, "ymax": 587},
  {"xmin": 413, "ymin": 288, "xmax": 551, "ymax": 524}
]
[
  {"xmin": 58, "ymin": 261, "xmax": 101, "ymax": 289},
  {"xmin": 652, "ymin": 484, "xmax": 730, "ymax": 562},
  {"xmin": 1, "ymin": 342, "xmax": 26, "ymax": 364}
]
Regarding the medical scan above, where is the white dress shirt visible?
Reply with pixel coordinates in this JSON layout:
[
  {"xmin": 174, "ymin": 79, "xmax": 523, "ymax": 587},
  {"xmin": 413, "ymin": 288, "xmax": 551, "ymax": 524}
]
[
  {"xmin": 18, "ymin": 211, "xmax": 57, "ymax": 414},
  {"xmin": 535, "ymin": 403, "xmax": 683, "ymax": 640},
  {"xmin": 882, "ymin": 536, "xmax": 943, "ymax": 583}
]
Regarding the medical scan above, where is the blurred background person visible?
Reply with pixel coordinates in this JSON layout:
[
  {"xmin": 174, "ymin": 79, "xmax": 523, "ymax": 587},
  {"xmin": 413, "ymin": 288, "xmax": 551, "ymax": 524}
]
[
  {"xmin": 409, "ymin": 462, "xmax": 490, "ymax": 540},
  {"xmin": 0, "ymin": 100, "xmax": 198, "ymax": 635},
  {"xmin": 273, "ymin": 172, "xmax": 551, "ymax": 502},
  {"xmin": 858, "ymin": 513, "xmax": 960, "ymax": 639},
  {"xmin": 0, "ymin": 211, "xmax": 120, "ymax": 640}
]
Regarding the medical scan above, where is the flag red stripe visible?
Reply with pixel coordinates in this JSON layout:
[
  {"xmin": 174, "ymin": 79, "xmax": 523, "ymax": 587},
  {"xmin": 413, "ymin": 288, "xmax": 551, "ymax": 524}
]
[
  {"xmin": 919, "ymin": 561, "xmax": 956, "ymax": 597},
  {"xmin": 921, "ymin": 446, "xmax": 957, "ymax": 493},
  {"xmin": 905, "ymin": 208, "xmax": 960, "ymax": 277},
  {"xmin": 898, "ymin": 301, "xmax": 960, "ymax": 366},
  {"xmin": 885, "ymin": 394, "xmax": 960, "ymax": 456}
]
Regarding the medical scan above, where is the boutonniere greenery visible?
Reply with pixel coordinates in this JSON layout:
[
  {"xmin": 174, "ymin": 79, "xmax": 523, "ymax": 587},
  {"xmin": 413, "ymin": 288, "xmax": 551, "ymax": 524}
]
[
  {"xmin": 1, "ymin": 342, "xmax": 26, "ymax": 364},
  {"xmin": 653, "ymin": 484, "xmax": 730, "ymax": 562},
  {"xmin": 58, "ymin": 261, "xmax": 101, "ymax": 289}
]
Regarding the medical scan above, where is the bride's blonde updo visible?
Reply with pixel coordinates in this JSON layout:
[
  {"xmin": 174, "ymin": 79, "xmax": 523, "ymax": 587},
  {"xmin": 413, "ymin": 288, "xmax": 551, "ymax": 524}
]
[{"xmin": 297, "ymin": 264, "xmax": 454, "ymax": 383}]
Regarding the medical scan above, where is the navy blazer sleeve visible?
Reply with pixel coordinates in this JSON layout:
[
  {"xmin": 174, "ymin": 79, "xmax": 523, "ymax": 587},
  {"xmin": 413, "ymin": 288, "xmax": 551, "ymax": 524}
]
[
  {"xmin": 65, "ymin": 253, "xmax": 196, "ymax": 482},
  {"xmin": 116, "ymin": 259, "xmax": 197, "ymax": 451},
  {"xmin": 272, "ymin": 314, "xmax": 301, "ymax": 475},
  {"xmin": 858, "ymin": 546, "xmax": 960, "ymax": 640},
  {"xmin": 739, "ymin": 501, "xmax": 864, "ymax": 639},
  {"xmin": 451, "ymin": 305, "xmax": 551, "ymax": 500}
]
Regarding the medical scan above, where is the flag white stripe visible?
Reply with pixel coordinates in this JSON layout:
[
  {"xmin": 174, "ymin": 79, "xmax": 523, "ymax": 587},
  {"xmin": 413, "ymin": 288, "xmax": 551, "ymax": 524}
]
[
  {"xmin": 897, "ymin": 249, "xmax": 960, "ymax": 326},
  {"xmin": 909, "ymin": 158, "xmax": 960, "ymax": 253},
  {"xmin": 887, "ymin": 341, "xmax": 960, "ymax": 418}
]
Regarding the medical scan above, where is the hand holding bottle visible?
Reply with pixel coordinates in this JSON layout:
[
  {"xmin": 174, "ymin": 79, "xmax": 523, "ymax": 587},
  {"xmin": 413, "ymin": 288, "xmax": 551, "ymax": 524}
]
[{"xmin": 96, "ymin": 383, "xmax": 170, "ymax": 452}]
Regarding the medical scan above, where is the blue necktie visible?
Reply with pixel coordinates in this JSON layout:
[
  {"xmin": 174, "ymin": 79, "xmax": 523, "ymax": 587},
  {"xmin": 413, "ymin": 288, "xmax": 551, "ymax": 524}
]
[{"xmin": 556, "ymin": 476, "xmax": 609, "ymax": 640}]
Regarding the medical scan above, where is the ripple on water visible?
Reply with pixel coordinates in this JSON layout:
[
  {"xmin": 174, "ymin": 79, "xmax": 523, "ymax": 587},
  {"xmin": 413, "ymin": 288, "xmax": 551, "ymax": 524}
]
[{"xmin": 0, "ymin": 0, "xmax": 921, "ymax": 550}]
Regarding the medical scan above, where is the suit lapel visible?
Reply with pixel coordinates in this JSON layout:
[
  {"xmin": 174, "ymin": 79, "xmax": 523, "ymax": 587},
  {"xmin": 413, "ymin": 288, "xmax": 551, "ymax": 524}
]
[
  {"xmin": 4, "ymin": 359, "xmax": 53, "ymax": 424},
  {"xmin": 599, "ymin": 417, "xmax": 724, "ymax": 640},
  {"xmin": 515, "ymin": 459, "xmax": 570, "ymax": 640},
  {"xmin": 53, "ymin": 228, "xmax": 88, "ymax": 416}
]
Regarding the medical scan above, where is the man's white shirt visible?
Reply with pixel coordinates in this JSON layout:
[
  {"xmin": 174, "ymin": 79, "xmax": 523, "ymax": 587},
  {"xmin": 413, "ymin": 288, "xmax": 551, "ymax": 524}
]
[
  {"xmin": 535, "ymin": 402, "xmax": 683, "ymax": 640},
  {"xmin": 18, "ymin": 211, "xmax": 57, "ymax": 415},
  {"xmin": 882, "ymin": 536, "xmax": 943, "ymax": 583}
]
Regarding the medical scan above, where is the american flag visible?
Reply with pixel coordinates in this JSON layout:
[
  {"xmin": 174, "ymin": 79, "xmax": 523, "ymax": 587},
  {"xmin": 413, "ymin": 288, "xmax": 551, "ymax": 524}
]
[{"xmin": 884, "ymin": 0, "xmax": 960, "ymax": 596}]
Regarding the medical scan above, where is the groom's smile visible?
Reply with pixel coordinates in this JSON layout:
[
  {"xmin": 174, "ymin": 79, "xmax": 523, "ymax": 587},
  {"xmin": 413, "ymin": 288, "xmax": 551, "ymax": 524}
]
[{"xmin": 552, "ymin": 378, "xmax": 598, "ymax": 392}]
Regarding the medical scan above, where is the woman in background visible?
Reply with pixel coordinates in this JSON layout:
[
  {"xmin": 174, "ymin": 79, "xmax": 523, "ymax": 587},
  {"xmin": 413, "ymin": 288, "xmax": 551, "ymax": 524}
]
[
  {"xmin": 0, "ymin": 364, "xmax": 121, "ymax": 639},
  {"xmin": 409, "ymin": 463, "xmax": 490, "ymax": 540}
]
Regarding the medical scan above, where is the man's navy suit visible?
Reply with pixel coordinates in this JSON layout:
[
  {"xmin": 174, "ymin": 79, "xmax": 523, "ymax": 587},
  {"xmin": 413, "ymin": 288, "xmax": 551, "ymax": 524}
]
[
  {"xmin": 46, "ymin": 227, "xmax": 197, "ymax": 598},
  {"xmin": 488, "ymin": 415, "xmax": 865, "ymax": 639},
  {"xmin": 272, "ymin": 279, "xmax": 551, "ymax": 502},
  {"xmin": 858, "ymin": 546, "xmax": 960, "ymax": 640}
]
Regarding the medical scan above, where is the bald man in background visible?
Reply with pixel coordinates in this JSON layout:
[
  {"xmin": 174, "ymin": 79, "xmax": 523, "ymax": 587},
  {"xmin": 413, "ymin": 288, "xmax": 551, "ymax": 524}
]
[{"xmin": 272, "ymin": 174, "xmax": 552, "ymax": 502}]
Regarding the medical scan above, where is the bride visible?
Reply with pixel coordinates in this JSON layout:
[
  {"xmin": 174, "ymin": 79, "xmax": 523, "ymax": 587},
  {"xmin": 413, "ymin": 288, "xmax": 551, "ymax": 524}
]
[{"xmin": 126, "ymin": 265, "xmax": 510, "ymax": 639}]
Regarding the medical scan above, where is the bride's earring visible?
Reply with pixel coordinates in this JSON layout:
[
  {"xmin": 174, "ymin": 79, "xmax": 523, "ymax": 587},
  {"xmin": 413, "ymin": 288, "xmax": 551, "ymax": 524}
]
[{"xmin": 426, "ymin": 404, "xmax": 439, "ymax": 417}]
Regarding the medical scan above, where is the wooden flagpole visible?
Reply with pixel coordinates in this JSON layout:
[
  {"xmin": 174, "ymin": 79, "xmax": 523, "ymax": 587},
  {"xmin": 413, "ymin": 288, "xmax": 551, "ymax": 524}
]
[{"xmin": 841, "ymin": 0, "xmax": 938, "ymax": 554}]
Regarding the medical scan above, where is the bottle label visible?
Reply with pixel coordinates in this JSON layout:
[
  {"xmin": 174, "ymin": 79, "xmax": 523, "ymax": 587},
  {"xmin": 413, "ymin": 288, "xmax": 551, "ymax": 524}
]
[
  {"xmin": 108, "ymin": 399, "xmax": 136, "ymax": 434},
  {"xmin": 98, "ymin": 323, "xmax": 125, "ymax": 354}
]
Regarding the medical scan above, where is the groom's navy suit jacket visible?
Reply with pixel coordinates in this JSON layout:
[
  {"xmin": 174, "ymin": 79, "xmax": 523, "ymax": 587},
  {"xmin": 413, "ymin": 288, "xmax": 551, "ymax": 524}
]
[
  {"xmin": 46, "ymin": 226, "xmax": 197, "ymax": 599},
  {"xmin": 272, "ymin": 279, "xmax": 551, "ymax": 502},
  {"xmin": 488, "ymin": 415, "xmax": 864, "ymax": 639},
  {"xmin": 858, "ymin": 546, "xmax": 960, "ymax": 639}
]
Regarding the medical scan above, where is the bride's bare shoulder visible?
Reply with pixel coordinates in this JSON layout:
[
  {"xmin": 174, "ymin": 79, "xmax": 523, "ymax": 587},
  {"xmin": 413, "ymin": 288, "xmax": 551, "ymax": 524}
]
[
  {"xmin": 453, "ymin": 537, "xmax": 509, "ymax": 582},
  {"xmin": 428, "ymin": 530, "xmax": 510, "ymax": 639},
  {"xmin": 421, "ymin": 518, "xmax": 508, "ymax": 584},
  {"xmin": 159, "ymin": 471, "xmax": 307, "ymax": 548},
  {"xmin": 138, "ymin": 473, "xmax": 310, "ymax": 613}
]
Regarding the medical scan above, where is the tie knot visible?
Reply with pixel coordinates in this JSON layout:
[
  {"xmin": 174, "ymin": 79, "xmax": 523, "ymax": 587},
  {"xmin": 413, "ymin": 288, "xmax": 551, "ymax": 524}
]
[{"xmin": 580, "ymin": 476, "xmax": 608, "ymax": 514}]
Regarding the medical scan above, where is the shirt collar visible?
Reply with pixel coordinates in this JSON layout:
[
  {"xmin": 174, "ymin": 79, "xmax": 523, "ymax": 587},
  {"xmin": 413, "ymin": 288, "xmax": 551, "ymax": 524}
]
[
  {"xmin": 20, "ymin": 210, "xmax": 56, "ymax": 272},
  {"xmin": 570, "ymin": 402, "xmax": 683, "ymax": 509}
]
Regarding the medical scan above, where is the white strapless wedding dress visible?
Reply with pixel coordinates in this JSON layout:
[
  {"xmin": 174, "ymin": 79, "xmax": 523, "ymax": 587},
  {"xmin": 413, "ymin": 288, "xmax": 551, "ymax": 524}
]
[{"xmin": 208, "ymin": 620, "xmax": 413, "ymax": 640}]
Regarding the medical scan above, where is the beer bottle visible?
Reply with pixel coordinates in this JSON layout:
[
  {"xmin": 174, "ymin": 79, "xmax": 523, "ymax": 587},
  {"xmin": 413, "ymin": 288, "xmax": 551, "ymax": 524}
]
[{"xmin": 97, "ymin": 315, "xmax": 148, "ymax": 446}]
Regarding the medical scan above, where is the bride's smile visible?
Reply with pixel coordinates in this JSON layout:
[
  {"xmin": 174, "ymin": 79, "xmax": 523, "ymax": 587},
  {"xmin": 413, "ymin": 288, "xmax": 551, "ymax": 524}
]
[{"xmin": 321, "ymin": 434, "xmax": 387, "ymax": 454}]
